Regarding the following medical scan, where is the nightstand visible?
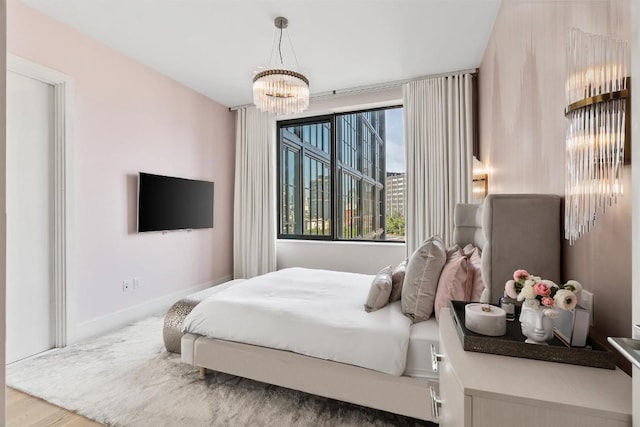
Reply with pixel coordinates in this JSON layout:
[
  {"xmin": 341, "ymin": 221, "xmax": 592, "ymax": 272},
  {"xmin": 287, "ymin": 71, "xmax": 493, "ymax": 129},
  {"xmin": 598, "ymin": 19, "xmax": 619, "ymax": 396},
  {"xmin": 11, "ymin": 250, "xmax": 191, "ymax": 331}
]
[{"xmin": 433, "ymin": 307, "xmax": 632, "ymax": 427}]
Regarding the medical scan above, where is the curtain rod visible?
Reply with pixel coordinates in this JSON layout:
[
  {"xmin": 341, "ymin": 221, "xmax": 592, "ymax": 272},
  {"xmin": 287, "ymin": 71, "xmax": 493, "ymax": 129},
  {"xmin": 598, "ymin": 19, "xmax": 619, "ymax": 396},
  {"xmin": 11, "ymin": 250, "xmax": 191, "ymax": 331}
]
[{"xmin": 229, "ymin": 67, "xmax": 478, "ymax": 111}]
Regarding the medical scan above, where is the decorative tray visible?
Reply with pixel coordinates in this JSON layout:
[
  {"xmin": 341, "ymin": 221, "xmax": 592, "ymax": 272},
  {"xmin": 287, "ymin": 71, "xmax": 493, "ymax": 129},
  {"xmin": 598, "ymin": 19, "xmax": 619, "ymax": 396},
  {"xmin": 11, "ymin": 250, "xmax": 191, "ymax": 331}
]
[{"xmin": 449, "ymin": 300, "xmax": 616, "ymax": 369}]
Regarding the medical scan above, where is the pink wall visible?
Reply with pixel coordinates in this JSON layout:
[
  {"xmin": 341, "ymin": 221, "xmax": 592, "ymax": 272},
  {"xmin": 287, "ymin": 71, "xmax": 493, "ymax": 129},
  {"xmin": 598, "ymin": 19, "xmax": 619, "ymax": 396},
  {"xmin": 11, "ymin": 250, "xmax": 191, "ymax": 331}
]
[
  {"xmin": 8, "ymin": 0, "xmax": 235, "ymax": 325},
  {"xmin": 479, "ymin": 0, "xmax": 632, "ymax": 362},
  {"xmin": 0, "ymin": 0, "xmax": 6, "ymax": 420}
]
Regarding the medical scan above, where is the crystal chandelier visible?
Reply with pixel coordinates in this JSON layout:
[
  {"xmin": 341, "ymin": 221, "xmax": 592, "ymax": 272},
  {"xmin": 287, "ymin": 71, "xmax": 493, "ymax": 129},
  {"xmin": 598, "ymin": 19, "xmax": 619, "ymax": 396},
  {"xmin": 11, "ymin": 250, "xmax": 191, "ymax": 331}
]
[
  {"xmin": 564, "ymin": 28, "xmax": 630, "ymax": 244},
  {"xmin": 253, "ymin": 17, "xmax": 309, "ymax": 115}
]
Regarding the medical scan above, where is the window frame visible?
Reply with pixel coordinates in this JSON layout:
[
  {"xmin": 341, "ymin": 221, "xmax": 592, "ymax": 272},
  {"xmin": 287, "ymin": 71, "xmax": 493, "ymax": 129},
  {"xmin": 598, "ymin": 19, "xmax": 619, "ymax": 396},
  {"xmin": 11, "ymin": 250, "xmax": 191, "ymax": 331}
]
[
  {"xmin": 278, "ymin": 114, "xmax": 334, "ymax": 241},
  {"xmin": 277, "ymin": 105, "xmax": 403, "ymax": 243}
]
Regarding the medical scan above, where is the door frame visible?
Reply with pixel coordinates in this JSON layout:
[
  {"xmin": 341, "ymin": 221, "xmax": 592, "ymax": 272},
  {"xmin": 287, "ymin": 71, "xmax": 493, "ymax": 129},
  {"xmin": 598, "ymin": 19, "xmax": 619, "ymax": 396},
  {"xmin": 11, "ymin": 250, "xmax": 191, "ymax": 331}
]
[{"xmin": 7, "ymin": 55, "xmax": 74, "ymax": 347}]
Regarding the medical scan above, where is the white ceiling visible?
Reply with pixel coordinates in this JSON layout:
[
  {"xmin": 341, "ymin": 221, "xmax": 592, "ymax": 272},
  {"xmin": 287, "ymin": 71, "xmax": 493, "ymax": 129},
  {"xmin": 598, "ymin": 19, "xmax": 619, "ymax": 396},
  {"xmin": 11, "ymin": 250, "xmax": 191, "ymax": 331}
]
[{"xmin": 19, "ymin": 0, "xmax": 501, "ymax": 108}]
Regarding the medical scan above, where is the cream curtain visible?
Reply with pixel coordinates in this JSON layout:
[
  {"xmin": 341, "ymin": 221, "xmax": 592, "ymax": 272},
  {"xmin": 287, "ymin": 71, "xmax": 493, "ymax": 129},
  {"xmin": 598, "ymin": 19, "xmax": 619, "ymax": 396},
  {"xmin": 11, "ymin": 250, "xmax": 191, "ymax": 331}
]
[
  {"xmin": 233, "ymin": 107, "xmax": 276, "ymax": 279},
  {"xmin": 403, "ymin": 74, "xmax": 474, "ymax": 255}
]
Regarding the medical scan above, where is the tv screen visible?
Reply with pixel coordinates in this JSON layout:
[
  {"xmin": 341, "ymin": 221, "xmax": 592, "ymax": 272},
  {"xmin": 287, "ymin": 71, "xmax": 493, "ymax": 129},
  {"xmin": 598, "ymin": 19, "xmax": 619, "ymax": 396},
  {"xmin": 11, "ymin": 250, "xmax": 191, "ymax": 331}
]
[{"xmin": 137, "ymin": 172, "xmax": 214, "ymax": 232}]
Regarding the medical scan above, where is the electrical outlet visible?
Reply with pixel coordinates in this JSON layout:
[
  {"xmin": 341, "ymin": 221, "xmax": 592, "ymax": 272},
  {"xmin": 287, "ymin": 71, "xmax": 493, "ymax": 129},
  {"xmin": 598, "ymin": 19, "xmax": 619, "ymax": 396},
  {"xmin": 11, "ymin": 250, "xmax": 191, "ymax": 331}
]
[
  {"xmin": 581, "ymin": 290, "xmax": 594, "ymax": 326},
  {"xmin": 133, "ymin": 278, "xmax": 140, "ymax": 290},
  {"xmin": 122, "ymin": 280, "xmax": 131, "ymax": 292}
]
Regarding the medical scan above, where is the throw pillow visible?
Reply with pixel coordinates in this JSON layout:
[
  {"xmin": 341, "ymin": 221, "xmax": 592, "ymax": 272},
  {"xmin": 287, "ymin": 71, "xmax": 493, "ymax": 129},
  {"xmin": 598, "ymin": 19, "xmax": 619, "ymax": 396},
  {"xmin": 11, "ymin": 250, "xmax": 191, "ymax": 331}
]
[
  {"xmin": 401, "ymin": 236, "xmax": 447, "ymax": 322},
  {"xmin": 434, "ymin": 248, "xmax": 474, "ymax": 321},
  {"xmin": 364, "ymin": 266, "xmax": 394, "ymax": 312},
  {"xmin": 463, "ymin": 244, "xmax": 485, "ymax": 302},
  {"xmin": 446, "ymin": 244, "xmax": 461, "ymax": 257},
  {"xmin": 389, "ymin": 259, "xmax": 407, "ymax": 303}
]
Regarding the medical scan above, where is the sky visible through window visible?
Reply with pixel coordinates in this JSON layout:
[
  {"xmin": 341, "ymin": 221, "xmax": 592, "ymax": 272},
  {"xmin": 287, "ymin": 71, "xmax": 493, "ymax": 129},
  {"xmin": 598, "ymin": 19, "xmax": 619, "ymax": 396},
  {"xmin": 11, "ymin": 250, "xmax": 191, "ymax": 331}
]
[{"xmin": 385, "ymin": 108, "xmax": 405, "ymax": 174}]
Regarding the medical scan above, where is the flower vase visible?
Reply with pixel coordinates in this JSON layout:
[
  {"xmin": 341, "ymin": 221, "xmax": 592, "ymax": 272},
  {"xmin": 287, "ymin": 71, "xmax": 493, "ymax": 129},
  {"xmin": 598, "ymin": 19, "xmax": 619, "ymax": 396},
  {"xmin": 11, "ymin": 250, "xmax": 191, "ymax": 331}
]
[{"xmin": 519, "ymin": 303, "xmax": 555, "ymax": 344}]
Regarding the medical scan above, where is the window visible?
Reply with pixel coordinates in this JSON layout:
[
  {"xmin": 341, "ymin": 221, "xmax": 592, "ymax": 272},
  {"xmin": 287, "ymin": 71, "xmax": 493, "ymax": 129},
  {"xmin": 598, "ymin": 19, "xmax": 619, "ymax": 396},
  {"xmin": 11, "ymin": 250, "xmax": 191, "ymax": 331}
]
[{"xmin": 278, "ymin": 106, "xmax": 405, "ymax": 241}]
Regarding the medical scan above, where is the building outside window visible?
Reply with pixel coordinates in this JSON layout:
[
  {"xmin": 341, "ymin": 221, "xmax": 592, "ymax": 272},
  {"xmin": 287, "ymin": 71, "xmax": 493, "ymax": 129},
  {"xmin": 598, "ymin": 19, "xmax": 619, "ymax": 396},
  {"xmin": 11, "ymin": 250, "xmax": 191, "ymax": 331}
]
[
  {"xmin": 385, "ymin": 172, "xmax": 405, "ymax": 241},
  {"xmin": 278, "ymin": 106, "xmax": 405, "ymax": 242}
]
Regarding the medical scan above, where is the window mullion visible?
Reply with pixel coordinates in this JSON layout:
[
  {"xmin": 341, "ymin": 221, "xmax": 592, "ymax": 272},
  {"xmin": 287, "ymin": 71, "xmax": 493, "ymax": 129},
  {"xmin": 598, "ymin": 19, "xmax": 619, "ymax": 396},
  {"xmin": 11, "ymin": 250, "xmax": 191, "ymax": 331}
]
[
  {"xmin": 358, "ymin": 116, "xmax": 364, "ymax": 238},
  {"xmin": 335, "ymin": 167, "xmax": 339, "ymax": 239}
]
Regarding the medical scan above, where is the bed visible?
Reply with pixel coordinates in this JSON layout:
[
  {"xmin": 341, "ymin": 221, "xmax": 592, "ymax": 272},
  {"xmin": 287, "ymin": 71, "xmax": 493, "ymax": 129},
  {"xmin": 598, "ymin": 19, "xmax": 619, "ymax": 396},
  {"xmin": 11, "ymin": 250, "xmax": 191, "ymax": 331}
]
[{"xmin": 177, "ymin": 194, "xmax": 562, "ymax": 422}]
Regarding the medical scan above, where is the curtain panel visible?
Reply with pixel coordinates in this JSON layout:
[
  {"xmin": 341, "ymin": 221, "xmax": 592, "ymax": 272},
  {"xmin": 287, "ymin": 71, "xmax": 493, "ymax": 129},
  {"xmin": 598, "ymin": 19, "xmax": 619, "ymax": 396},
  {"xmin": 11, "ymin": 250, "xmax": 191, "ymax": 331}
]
[
  {"xmin": 403, "ymin": 74, "xmax": 474, "ymax": 255},
  {"xmin": 233, "ymin": 107, "xmax": 277, "ymax": 279}
]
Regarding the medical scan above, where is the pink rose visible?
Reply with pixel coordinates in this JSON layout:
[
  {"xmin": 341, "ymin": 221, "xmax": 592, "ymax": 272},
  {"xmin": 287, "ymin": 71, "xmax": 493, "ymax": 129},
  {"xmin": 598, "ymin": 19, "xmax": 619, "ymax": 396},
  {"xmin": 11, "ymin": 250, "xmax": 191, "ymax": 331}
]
[
  {"xmin": 541, "ymin": 297, "xmax": 555, "ymax": 307},
  {"xmin": 513, "ymin": 269, "xmax": 530, "ymax": 282},
  {"xmin": 534, "ymin": 283, "xmax": 551, "ymax": 297}
]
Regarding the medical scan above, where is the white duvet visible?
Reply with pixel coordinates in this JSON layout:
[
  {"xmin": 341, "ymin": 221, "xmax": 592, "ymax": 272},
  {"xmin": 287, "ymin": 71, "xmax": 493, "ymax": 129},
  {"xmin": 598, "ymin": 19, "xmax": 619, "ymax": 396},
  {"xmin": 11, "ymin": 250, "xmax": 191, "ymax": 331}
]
[{"xmin": 182, "ymin": 267, "xmax": 412, "ymax": 376}]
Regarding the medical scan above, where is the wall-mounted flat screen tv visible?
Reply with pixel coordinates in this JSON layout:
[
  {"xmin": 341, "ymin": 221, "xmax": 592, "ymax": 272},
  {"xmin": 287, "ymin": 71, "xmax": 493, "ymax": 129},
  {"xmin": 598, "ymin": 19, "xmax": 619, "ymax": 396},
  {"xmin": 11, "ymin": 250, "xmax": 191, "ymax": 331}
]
[{"xmin": 137, "ymin": 172, "xmax": 214, "ymax": 232}]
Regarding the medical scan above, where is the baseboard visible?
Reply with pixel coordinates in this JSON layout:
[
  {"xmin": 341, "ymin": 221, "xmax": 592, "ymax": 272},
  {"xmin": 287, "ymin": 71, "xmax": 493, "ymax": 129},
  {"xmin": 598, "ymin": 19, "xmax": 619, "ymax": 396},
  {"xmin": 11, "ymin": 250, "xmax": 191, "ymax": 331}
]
[{"xmin": 69, "ymin": 275, "xmax": 233, "ymax": 344}]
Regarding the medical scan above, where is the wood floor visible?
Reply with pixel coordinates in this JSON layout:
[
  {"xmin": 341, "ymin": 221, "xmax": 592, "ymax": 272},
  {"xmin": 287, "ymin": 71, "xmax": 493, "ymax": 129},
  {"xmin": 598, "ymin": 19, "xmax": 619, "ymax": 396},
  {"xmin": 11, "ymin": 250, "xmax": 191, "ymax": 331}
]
[{"xmin": 7, "ymin": 388, "xmax": 102, "ymax": 426}]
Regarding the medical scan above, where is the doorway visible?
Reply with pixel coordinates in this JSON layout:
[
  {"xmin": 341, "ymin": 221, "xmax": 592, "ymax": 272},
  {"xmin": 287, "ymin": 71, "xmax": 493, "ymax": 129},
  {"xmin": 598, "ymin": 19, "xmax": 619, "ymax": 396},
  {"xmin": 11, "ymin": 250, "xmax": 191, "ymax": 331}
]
[
  {"xmin": 6, "ymin": 70, "xmax": 55, "ymax": 363},
  {"xmin": 6, "ymin": 56, "xmax": 74, "ymax": 363}
]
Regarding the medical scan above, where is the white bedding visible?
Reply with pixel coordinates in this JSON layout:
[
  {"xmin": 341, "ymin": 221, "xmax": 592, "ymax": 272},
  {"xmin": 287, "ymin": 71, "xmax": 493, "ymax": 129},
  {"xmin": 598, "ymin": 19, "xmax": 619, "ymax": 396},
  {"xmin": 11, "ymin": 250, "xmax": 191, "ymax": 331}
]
[{"xmin": 182, "ymin": 267, "xmax": 412, "ymax": 376}]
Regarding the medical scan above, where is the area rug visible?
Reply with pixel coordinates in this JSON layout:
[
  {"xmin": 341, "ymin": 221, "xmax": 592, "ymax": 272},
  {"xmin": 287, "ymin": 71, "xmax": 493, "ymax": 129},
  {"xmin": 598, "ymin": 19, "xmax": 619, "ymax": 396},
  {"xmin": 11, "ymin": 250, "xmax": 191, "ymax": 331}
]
[{"xmin": 6, "ymin": 315, "xmax": 435, "ymax": 427}]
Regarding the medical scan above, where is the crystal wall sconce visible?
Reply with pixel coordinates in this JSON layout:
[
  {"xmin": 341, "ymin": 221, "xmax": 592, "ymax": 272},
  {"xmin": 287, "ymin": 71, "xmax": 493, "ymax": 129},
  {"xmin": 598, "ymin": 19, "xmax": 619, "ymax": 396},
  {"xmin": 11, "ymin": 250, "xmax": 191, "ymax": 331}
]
[
  {"xmin": 564, "ymin": 28, "xmax": 630, "ymax": 245},
  {"xmin": 472, "ymin": 157, "xmax": 488, "ymax": 203}
]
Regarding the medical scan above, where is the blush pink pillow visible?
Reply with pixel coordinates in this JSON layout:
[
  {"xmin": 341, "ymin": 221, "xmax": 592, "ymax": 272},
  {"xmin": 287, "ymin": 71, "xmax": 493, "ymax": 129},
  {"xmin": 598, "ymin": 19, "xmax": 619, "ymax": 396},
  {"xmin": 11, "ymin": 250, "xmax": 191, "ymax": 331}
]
[
  {"xmin": 463, "ymin": 244, "xmax": 485, "ymax": 302},
  {"xmin": 434, "ymin": 249, "xmax": 473, "ymax": 321}
]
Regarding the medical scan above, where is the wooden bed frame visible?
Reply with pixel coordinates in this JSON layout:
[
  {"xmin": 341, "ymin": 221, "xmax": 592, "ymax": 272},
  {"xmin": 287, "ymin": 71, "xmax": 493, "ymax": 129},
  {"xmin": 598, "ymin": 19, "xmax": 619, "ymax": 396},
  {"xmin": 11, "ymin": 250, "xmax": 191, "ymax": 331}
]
[{"xmin": 180, "ymin": 194, "xmax": 562, "ymax": 422}]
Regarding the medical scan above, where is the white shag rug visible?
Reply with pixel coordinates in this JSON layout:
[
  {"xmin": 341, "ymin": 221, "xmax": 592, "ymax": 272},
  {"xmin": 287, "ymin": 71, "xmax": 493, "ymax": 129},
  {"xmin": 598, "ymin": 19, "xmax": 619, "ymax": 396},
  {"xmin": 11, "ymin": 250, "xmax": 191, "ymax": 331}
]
[{"xmin": 7, "ymin": 315, "xmax": 433, "ymax": 427}]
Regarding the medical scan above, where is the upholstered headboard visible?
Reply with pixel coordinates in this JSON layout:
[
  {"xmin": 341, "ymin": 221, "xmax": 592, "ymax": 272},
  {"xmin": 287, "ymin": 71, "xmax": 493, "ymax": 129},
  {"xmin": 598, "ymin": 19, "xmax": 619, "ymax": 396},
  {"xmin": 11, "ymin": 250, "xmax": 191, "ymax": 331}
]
[{"xmin": 453, "ymin": 194, "xmax": 562, "ymax": 304}]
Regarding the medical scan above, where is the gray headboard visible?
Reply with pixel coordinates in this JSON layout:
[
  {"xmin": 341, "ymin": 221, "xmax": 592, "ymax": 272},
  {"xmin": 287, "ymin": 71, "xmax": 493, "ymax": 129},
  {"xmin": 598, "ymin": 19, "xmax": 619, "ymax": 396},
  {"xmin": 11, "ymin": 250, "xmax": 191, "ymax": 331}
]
[{"xmin": 453, "ymin": 194, "xmax": 562, "ymax": 304}]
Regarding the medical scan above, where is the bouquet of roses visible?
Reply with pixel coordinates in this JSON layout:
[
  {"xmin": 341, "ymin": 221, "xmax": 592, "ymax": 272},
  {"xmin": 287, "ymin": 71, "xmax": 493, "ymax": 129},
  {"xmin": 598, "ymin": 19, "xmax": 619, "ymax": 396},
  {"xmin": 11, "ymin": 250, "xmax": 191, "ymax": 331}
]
[{"xmin": 504, "ymin": 269, "xmax": 582, "ymax": 312}]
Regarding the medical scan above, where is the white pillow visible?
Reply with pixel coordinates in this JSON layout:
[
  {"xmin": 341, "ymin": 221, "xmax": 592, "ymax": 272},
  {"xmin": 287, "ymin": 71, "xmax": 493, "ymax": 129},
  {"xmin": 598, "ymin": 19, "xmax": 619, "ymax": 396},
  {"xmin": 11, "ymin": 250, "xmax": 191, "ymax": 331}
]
[
  {"xmin": 389, "ymin": 260, "xmax": 407, "ymax": 302},
  {"xmin": 401, "ymin": 236, "xmax": 447, "ymax": 322},
  {"xmin": 364, "ymin": 266, "xmax": 393, "ymax": 312}
]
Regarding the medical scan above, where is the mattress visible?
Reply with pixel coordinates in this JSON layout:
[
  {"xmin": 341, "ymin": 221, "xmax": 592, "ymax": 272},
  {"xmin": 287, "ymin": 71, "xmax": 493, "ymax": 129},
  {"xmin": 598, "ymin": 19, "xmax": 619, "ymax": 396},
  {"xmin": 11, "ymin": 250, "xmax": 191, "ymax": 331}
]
[
  {"xmin": 182, "ymin": 267, "xmax": 413, "ymax": 376},
  {"xmin": 404, "ymin": 318, "xmax": 439, "ymax": 379}
]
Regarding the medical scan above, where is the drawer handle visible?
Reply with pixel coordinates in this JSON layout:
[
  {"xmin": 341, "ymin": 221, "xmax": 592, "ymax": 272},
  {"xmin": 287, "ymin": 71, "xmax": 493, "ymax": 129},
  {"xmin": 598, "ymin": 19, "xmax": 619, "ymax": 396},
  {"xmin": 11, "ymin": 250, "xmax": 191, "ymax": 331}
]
[
  {"xmin": 430, "ymin": 343, "xmax": 444, "ymax": 372},
  {"xmin": 429, "ymin": 385, "xmax": 442, "ymax": 419}
]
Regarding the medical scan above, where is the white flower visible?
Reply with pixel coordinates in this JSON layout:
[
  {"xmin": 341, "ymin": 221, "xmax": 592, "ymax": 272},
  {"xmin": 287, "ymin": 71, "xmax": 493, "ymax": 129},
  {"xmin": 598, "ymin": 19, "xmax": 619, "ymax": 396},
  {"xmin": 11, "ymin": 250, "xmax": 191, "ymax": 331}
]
[
  {"xmin": 524, "ymin": 278, "xmax": 537, "ymax": 287},
  {"xmin": 505, "ymin": 280, "xmax": 518, "ymax": 299},
  {"xmin": 554, "ymin": 289, "xmax": 577, "ymax": 310},
  {"xmin": 519, "ymin": 284, "xmax": 536, "ymax": 301},
  {"xmin": 564, "ymin": 280, "xmax": 583, "ymax": 294}
]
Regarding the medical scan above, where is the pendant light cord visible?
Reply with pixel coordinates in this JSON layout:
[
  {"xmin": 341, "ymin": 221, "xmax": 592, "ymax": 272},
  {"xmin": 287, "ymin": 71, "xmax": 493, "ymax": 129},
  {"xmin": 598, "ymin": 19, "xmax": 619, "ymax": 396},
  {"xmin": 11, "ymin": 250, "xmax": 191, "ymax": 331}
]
[
  {"xmin": 278, "ymin": 26, "xmax": 284, "ymax": 65},
  {"xmin": 285, "ymin": 30, "xmax": 302, "ymax": 71},
  {"xmin": 263, "ymin": 17, "xmax": 303, "ymax": 71}
]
